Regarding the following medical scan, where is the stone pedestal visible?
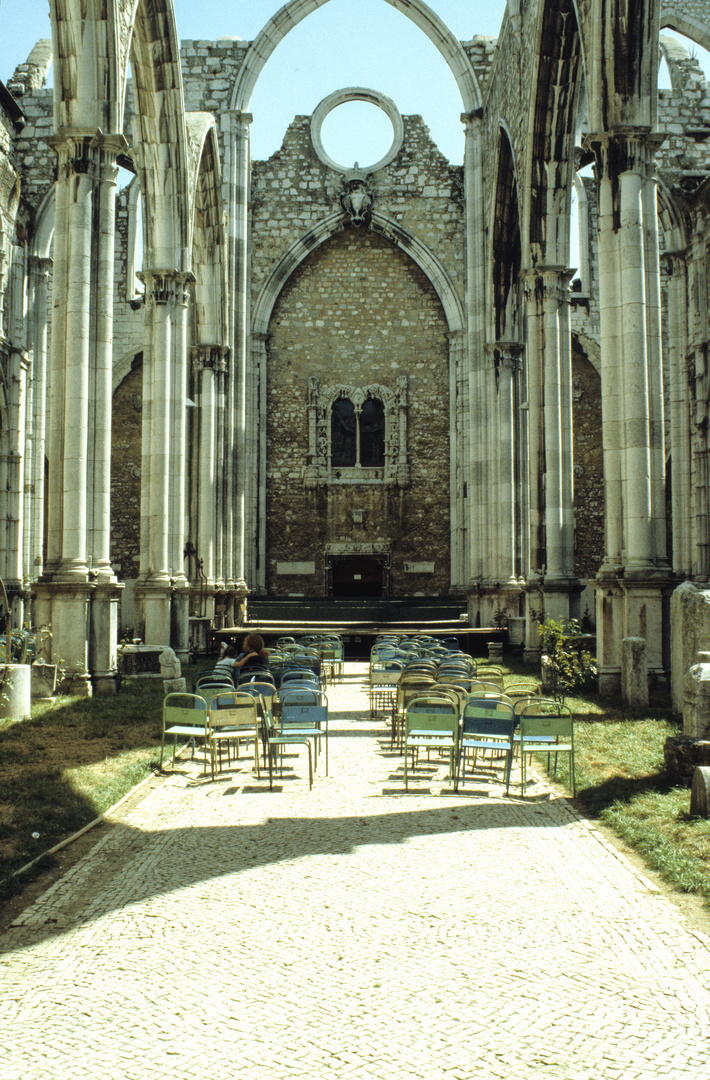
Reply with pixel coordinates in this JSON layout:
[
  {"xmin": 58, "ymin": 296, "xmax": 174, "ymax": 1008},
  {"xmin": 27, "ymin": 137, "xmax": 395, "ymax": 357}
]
[
  {"xmin": 670, "ymin": 582, "xmax": 710, "ymax": 714},
  {"xmin": 0, "ymin": 664, "xmax": 31, "ymax": 719},
  {"xmin": 683, "ymin": 658, "xmax": 710, "ymax": 737},
  {"xmin": 664, "ymin": 735, "xmax": 710, "ymax": 780},
  {"xmin": 690, "ymin": 766, "xmax": 710, "ymax": 817},
  {"xmin": 621, "ymin": 637, "xmax": 648, "ymax": 708}
]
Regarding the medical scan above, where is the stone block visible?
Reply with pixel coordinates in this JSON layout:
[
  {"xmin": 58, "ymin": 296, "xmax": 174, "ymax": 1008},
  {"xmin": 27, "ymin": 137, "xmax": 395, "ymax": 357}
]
[
  {"xmin": 621, "ymin": 637, "xmax": 648, "ymax": 708},
  {"xmin": 683, "ymin": 658, "xmax": 710, "ymax": 737},
  {"xmin": 670, "ymin": 582, "xmax": 710, "ymax": 713},
  {"xmin": 690, "ymin": 766, "xmax": 710, "ymax": 817},
  {"xmin": 664, "ymin": 735, "xmax": 710, "ymax": 779},
  {"xmin": 163, "ymin": 678, "xmax": 187, "ymax": 694}
]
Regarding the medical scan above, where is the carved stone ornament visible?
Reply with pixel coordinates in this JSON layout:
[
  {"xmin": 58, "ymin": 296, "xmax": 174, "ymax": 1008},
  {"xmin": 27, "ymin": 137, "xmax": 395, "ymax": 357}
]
[
  {"xmin": 305, "ymin": 377, "xmax": 410, "ymax": 489},
  {"xmin": 340, "ymin": 169, "xmax": 373, "ymax": 226}
]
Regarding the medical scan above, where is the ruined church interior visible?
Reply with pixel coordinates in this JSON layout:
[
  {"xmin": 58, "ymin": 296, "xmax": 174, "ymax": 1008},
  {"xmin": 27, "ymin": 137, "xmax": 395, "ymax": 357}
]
[{"xmin": 1, "ymin": 0, "xmax": 710, "ymax": 701}]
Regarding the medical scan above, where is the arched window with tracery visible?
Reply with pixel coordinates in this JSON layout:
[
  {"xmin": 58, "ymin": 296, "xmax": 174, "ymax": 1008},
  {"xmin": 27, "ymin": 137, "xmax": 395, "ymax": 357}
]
[
  {"xmin": 331, "ymin": 397, "xmax": 357, "ymax": 466},
  {"xmin": 306, "ymin": 379, "xmax": 409, "ymax": 488},
  {"xmin": 359, "ymin": 397, "xmax": 385, "ymax": 467}
]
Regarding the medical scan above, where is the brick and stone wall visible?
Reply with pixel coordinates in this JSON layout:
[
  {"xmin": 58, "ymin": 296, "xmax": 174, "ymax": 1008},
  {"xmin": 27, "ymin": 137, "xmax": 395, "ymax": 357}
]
[
  {"xmin": 110, "ymin": 364, "xmax": 143, "ymax": 582},
  {"xmin": 265, "ymin": 227, "xmax": 451, "ymax": 597},
  {"xmin": 572, "ymin": 339, "xmax": 604, "ymax": 581}
]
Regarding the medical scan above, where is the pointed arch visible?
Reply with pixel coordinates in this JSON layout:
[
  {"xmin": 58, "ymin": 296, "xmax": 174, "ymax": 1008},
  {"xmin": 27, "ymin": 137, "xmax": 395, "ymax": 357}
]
[
  {"xmin": 187, "ymin": 116, "xmax": 227, "ymax": 346},
  {"xmin": 252, "ymin": 213, "xmax": 464, "ymax": 337},
  {"xmin": 660, "ymin": 4, "xmax": 710, "ymax": 55},
  {"xmin": 491, "ymin": 126, "xmax": 522, "ymax": 341},
  {"xmin": 231, "ymin": 0, "xmax": 481, "ymax": 114},
  {"xmin": 525, "ymin": 0, "xmax": 583, "ymax": 265},
  {"xmin": 49, "ymin": 0, "xmax": 122, "ymax": 131},
  {"xmin": 127, "ymin": 0, "xmax": 190, "ymax": 270}
]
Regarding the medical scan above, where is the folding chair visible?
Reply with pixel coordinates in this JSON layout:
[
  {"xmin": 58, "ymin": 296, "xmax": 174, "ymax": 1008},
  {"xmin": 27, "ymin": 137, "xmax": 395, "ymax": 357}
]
[
  {"xmin": 207, "ymin": 692, "xmax": 262, "ymax": 779},
  {"xmin": 456, "ymin": 699, "xmax": 515, "ymax": 794},
  {"xmin": 518, "ymin": 700, "xmax": 575, "ymax": 796},
  {"xmin": 160, "ymin": 692, "xmax": 209, "ymax": 771},
  {"xmin": 403, "ymin": 696, "xmax": 459, "ymax": 790}
]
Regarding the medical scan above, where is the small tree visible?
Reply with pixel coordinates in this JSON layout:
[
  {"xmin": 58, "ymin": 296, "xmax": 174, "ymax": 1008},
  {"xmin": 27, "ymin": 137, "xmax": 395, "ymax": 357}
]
[{"xmin": 536, "ymin": 614, "xmax": 597, "ymax": 701}]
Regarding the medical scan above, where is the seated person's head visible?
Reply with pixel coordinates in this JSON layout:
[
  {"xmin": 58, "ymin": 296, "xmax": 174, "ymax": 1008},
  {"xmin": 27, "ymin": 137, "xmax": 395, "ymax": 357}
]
[{"xmin": 244, "ymin": 633, "xmax": 265, "ymax": 654}]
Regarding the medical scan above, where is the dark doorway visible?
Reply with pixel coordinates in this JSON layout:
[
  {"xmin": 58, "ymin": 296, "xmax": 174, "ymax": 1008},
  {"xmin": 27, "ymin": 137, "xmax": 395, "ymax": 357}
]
[{"xmin": 331, "ymin": 557, "xmax": 384, "ymax": 598}]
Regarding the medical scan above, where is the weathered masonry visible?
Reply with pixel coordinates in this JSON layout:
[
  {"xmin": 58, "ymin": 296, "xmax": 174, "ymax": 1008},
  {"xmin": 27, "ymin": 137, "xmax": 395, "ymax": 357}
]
[{"xmin": 2, "ymin": 0, "xmax": 710, "ymax": 701}]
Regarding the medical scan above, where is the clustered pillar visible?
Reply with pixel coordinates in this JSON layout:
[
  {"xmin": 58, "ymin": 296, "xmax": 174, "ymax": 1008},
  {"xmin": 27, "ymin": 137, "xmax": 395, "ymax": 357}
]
[
  {"xmin": 38, "ymin": 131, "xmax": 124, "ymax": 694},
  {"xmin": 588, "ymin": 129, "xmax": 671, "ymax": 694}
]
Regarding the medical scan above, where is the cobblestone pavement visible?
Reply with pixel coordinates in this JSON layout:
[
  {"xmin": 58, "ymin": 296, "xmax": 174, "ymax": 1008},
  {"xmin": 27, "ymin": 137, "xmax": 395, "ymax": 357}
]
[{"xmin": 1, "ymin": 665, "xmax": 710, "ymax": 1080}]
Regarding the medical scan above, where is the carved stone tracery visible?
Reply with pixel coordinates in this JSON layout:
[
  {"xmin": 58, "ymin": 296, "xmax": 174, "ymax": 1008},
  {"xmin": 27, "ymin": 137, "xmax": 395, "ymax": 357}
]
[{"xmin": 305, "ymin": 376, "xmax": 409, "ymax": 487}]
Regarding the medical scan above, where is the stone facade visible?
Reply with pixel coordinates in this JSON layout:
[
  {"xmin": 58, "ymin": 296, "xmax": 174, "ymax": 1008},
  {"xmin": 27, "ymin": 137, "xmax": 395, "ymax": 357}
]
[{"xmin": 3, "ymin": 1, "xmax": 710, "ymax": 696}]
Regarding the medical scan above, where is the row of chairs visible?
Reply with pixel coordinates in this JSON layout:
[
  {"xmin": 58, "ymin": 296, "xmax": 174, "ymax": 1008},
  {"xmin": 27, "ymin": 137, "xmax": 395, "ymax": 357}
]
[
  {"xmin": 268, "ymin": 635, "xmax": 344, "ymax": 684},
  {"xmin": 163, "ymin": 663, "xmax": 330, "ymax": 788},
  {"xmin": 400, "ymin": 691, "xmax": 575, "ymax": 796}
]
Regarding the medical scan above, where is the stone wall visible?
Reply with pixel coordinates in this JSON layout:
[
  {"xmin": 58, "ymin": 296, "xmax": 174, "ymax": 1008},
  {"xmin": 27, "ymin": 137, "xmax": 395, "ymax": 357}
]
[
  {"xmin": 110, "ymin": 364, "xmax": 143, "ymax": 584},
  {"xmin": 265, "ymin": 227, "xmax": 451, "ymax": 598},
  {"xmin": 571, "ymin": 340, "xmax": 604, "ymax": 581}
]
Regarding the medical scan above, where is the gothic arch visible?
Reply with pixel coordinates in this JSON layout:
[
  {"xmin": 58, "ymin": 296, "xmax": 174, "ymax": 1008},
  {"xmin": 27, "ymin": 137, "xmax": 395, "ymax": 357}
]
[
  {"xmin": 187, "ymin": 116, "xmax": 227, "ymax": 347},
  {"xmin": 490, "ymin": 126, "xmax": 522, "ymax": 342},
  {"xmin": 524, "ymin": 0, "xmax": 583, "ymax": 265},
  {"xmin": 125, "ymin": 0, "xmax": 190, "ymax": 269},
  {"xmin": 230, "ymin": 0, "xmax": 481, "ymax": 114},
  {"xmin": 252, "ymin": 212, "xmax": 465, "ymax": 338},
  {"xmin": 49, "ymin": 0, "xmax": 122, "ymax": 132},
  {"xmin": 660, "ymin": 4, "xmax": 710, "ymax": 55}
]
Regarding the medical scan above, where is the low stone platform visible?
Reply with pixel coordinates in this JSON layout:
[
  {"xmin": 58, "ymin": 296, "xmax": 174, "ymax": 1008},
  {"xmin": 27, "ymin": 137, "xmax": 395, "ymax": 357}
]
[{"xmin": 1, "ymin": 664, "xmax": 709, "ymax": 1079}]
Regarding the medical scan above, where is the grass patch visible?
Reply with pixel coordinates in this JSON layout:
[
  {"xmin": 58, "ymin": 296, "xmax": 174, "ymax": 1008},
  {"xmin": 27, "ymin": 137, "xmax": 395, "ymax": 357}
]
[{"xmin": 0, "ymin": 674, "xmax": 168, "ymax": 900}]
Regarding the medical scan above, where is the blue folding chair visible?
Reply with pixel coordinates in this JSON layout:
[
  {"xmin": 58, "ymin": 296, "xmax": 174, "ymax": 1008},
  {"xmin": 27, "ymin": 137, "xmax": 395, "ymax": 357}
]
[{"xmin": 456, "ymin": 699, "xmax": 515, "ymax": 794}]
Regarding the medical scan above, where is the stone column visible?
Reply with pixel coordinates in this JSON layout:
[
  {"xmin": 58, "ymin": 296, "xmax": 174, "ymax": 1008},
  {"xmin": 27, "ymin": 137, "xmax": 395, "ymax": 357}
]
[
  {"xmin": 587, "ymin": 130, "xmax": 671, "ymax": 694},
  {"xmin": 192, "ymin": 345, "xmax": 218, "ymax": 590},
  {"xmin": 214, "ymin": 347, "xmax": 229, "ymax": 592},
  {"xmin": 136, "ymin": 270, "xmax": 192, "ymax": 650},
  {"xmin": 252, "ymin": 332, "xmax": 268, "ymax": 595},
  {"xmin": 227, "ymin": 110, "xmax": 252, "ymax": 616},
  {"xmin": 665, "ymin": 252, "xmax": 692, "ymax": 577},
  {"xmin": 448, "ymin": 329, "xmax": 465, "ymax": 591},
  {"xmin": 488, "ymin": 343, "xmax": 523, "ymax": 593},
  {"xmin": 26, "ymin": 256, "xmax": 51, "ymax": 589},
  {"xmin": 43, "ymin": 131, "xmax": 125, "ymax": 693},
  {"xmin": 540, "ymin": 265, "xmax": 577, "ymax": 618},
  {"xmin": 462, "ymin": 111, "xmax": 487, "ymax": 612}
]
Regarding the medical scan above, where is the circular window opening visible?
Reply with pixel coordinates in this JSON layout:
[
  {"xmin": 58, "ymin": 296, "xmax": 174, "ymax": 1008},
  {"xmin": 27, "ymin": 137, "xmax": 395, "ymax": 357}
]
[{"xmin": 320, "ymin": 101, "xmax": 395, "ymax": 172}]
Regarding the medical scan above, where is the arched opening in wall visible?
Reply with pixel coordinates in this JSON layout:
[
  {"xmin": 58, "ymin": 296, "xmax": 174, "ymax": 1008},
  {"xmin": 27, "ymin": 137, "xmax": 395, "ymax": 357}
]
[
  {"xmin": 659, "ymin": 30, "xmax": 710, "ymax": 89},
  {"xmin": 248, "ymin": 1, "xmax": 466, "ymax": 164},
  {"xmin": 264, "ymin": 227, "xmax": 451, "ymax": 599},
  {"xmin": 571, "ymin": 336, "xmax": 603, "ymax": 616},
  {"xmin": 110, "ymin": 355, "xmax": 143, "ymax": 633},
  {"xmin": 492, "ymin": 129, "xmax": 521, "ymax": 341}
]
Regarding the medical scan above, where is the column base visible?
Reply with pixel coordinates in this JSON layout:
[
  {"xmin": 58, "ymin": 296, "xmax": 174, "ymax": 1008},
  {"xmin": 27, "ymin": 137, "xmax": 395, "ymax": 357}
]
[{"xmin": 135, "ymin": 582, "xmax": 173, "ymax": 648}]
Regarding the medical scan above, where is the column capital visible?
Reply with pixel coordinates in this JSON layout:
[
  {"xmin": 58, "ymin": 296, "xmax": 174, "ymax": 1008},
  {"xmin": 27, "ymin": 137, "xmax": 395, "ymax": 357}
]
[
  {"xmin": 28, "ymin": 254, "xmax": 53, "ymax": 276},
  {"xmin": 582, "ymin": 127, "xmax": 664, "ymax": 179},
  {"xmin": 520, "ymin": 265, "xmax": 575, "ymax": 303},
  {"xmin": 47, "ymin": 129, "xmax": 128, "ymax": 181},
  {"xmin": 486, "ymin": 340, "xmax": 524, "ymax": 367},
  {"xmin": 460, "ymin": 109, "xmax": 483, "ymax": 132},
  {"xmin": 227, "ymin": 110, "xmax": 253, "ymax": 137},
  {"xmin": 139, "ymin": 269, "xmax": 195, "ymax": 306},
  {"xmin": 191, "ymin": 344, "xmax": 229, "ymax": 373}
]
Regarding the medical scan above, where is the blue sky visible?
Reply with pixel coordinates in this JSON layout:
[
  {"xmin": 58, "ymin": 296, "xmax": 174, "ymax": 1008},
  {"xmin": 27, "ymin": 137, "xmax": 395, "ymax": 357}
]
[{"xmin": 0, "ymin": 0, "xmax": 508, "ymax": 164}]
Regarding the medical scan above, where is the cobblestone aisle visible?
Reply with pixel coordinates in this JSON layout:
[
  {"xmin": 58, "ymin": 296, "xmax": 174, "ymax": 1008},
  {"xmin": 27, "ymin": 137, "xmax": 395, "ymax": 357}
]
[{"xmin": 1, "ymin": 664, "xmax": 710, "ymax": 1080}]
